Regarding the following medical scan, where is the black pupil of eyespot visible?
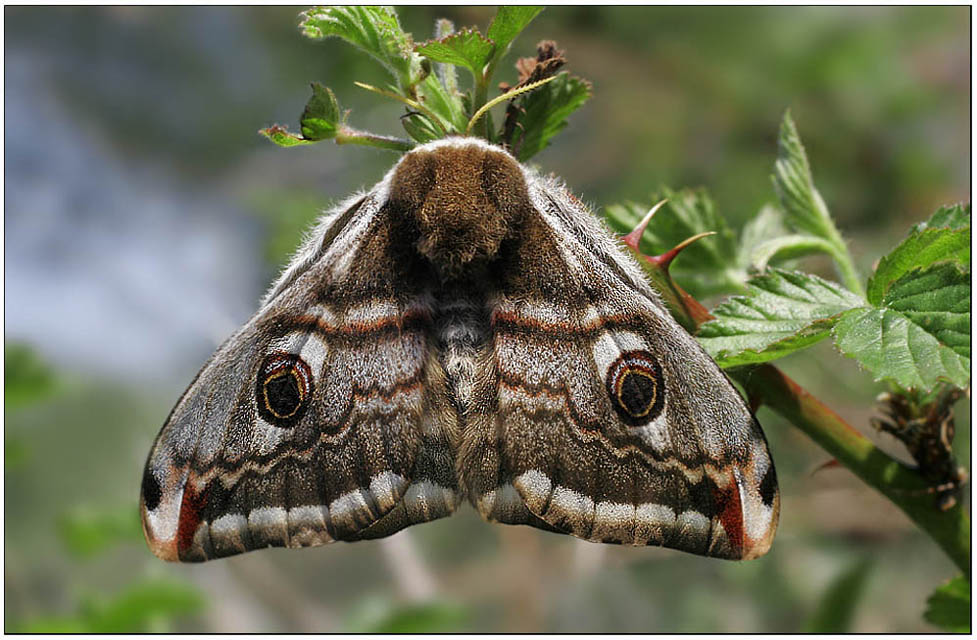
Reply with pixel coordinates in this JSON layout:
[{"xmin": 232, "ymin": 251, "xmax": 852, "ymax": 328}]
[
  {"xmin": 619, "ymin": 371, "xmax": 656, "ymax": 417},
  {"xmin": 266, "ymin": 372, "xmax": 301, "ymax": 416},
  {"xmin": 256, "ymin": 353, "xmax": 313, "ymax": 428}
]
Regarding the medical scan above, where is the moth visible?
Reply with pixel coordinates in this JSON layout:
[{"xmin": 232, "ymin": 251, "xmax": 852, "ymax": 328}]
[{"xmin": 141, "ymin": 137, "xmax": 779, "ymax": 562}]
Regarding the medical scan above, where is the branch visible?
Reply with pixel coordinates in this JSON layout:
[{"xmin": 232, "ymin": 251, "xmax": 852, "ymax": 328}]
[{"xmin": 334, "ymin": 126, "xmax": 414, "ymax": 152}]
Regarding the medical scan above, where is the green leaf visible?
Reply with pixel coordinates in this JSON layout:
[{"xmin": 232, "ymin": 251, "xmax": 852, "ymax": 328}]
[
  {"xmin": 58, "ymin": 505, "xmax": 144, "ymax": 558},
  {"xmin": 924, "ymin": 575, "xmax": 971, "ymax": 632},
  {"xmin": 400, "ymin": 112, "xmax": 441, "ymax": 143},
  {"xmin": 416, "ymin": 28, "xmax": 495, "ymax": 78},
  {"xmin": 259, "ymin": 125, "xmax": 317, "ymax": 147},
  {"xmin": 698, "ymin": 269, "xmax": 864, "ymax": 367},
  {"xmin": 486, "ymin": 6, "xmax": 544, "ymax": 54},
  {"xmin": 300, "ymin": 6, "xmax": 419, "ymax": 88},
  {"xmin": 747, "ymin": 234, "xmax": 839, "ymax": 271},
  {"xmin": 17, "ymin": 579, "xmax": 204, "ymax": 633},
  {"xmin": 772, "ymin": 110, "xmax": 840, "ymax": 243},
  {"xmin": 737, "ymin": 205, "xmax": 839, "ymax": 272},
  {"xmin": 835, "ymin": 262, "xmax": 970, "ymax": 390},
  {"xmin": 605, "ymin": 187, "xmax": 742, "ymax": 297},
  {"xmin": 771, "ymin": 110, "xmax": 865, "ymax": 296},
  {"xmin": 915, "ymin": 203, "xmax": 971, "ymax": 232},
  {"xmin": 414, "ymin": 70, "xmax": 466, "ymax": 134},
  {"xmin": 867, "ymin": 206, "xmax": 971, "ymax": 305},
  {"xmin": 738, "ymin": 205, "xmax": 789, "ymax": 267},
  {"xmin": 299, "ymin": 82, "xmax": 341, "ymax": 141},
  {"xmin": 5, "ymin": 343, "xmax": 57, "ymax": 410},
  {"xmin": 653, "ymin": 187, "xmax": 738, "ymax": 271},
  {"xmin": 802, "ymin": 558, "xmax": 873, "ymax": 633},
  {"xmin": 511, "ymin": 72, "xmax": 591, "ymax": 161}
]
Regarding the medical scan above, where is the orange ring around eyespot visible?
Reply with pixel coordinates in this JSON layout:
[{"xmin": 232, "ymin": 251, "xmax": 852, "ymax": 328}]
[
  {"xmin": 614, "ymin": 368, "xmax": 658, "ymax": 418},
  {"xmin": 605, "ymin": 350, "xmax": 665, "ymax": 426},
  {"xmin": 262, "ymin": 369, "xmax": 306, "ymax": 419}
]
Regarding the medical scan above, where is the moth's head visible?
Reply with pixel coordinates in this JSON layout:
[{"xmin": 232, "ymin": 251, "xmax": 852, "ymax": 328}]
[{"xmin": 389, "ymin": 138, "xmax": 532, "ymax": 276}]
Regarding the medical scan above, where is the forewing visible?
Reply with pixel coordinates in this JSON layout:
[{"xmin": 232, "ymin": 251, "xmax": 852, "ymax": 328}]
[
  {"xmin": 140, "ymin": 190, "xmax": 460, "ymax": 562},
  {"xmin": 463, "ymin": 179, "xmax": 779, "ymax": 560}
]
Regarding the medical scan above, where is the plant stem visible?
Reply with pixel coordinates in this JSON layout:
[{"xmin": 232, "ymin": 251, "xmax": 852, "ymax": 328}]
[
  {"xmin": 335, "ymin": 127, "xmax": 414, "ymax": 152},
  {"xmin": 473, "ymin": 74, "xmax": 490, "ymax": 139},
  {"xmin": 827, "ymin": 240, "xmax": 865, "ymax": 298},
  {"xmin": 806, "ymin": 188, "xmax": 864, "ymax": 296},
  {"xmin": 809, "ymin": 188, "xmax": 864, "ymax": 297},
  {"xmin": 735, "ymin": 364, "xmax": 970, "ymax": 575}
]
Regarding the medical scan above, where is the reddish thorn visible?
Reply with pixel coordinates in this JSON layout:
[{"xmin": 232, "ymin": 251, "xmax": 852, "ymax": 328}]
[
  {"xmin": 810, "ymin": 459, "xmax": 842, "ymax": 477},
  {"xmin": 648, "ymin": 231, "xmax": 717, "ymax": 271},
  {"xmin": 622, "ymin": 199, "xmax": 668, "ymax": 252},
  {"xmin": 682, "ymin": 289, "xmax": 715, "ymax": 327}
]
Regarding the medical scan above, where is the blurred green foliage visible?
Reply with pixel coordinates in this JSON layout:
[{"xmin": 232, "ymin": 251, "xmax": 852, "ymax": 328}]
[
  {"xmin": 5, "ymin": 343, "xmax": 58, "ymax": 411},
  {"xmin": 58, "ymin": 506, "xmax": 145, "ymax": 559},
  {"xmin": 13, "ymin": 579, "xmax": 204, "ymax": 633},
  {"xmin": 249, "ymin": 189, "xmax": 333, "ymax": 267},
  {"xmin": 344, "ymin": 597, "xmax": 471, "ymax": 633},
  {"xmin": 803, "ymin": 558, "xmax": 873, "ymax": 632},
  {"xmin": 5, "ymin": 342, "xmax": 204, "ymax": 633}
]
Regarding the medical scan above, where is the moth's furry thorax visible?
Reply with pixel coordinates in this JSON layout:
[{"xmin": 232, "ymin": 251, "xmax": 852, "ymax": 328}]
[{"xmin": 388, "ymin": 139, "xmax": 531, "ymax": 276}]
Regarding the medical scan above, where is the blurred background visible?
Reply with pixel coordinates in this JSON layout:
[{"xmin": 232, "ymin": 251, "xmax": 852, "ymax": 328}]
[{"xmin": 4, "ymin": 6, "xmax": 970, "ymax": 632}]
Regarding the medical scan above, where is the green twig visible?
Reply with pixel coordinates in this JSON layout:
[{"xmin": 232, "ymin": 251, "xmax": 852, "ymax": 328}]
[{"xmin": 335, "ymin": 126, "xmax": 414, "ymax": 152}]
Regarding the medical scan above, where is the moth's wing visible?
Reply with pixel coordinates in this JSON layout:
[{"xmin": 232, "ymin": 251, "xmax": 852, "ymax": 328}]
[
  {"xmin": 140, "ymin": 191, "xmax": 460, "ymax": 562},
  {"xmin": 461, "ymin": 181, "xmax": 779, "ymax": 560}
]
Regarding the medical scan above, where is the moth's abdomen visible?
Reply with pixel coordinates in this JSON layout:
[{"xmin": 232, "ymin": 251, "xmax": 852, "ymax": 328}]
[
  {"xmin": 388, "ymin": 138, "xmax": 532, "ymax": 275},
  {"xmin": 433, "ymin": 281, "xmax": 492, "ymax": 419}
]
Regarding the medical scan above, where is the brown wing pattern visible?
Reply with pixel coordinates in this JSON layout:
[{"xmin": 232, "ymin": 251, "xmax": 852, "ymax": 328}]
[
  {"xmin": 460, "ymin": 184, "xmax": 779, "ymax": 560},
  {"xmin": 140, "ymin": 194, "xmax": 460, "ymax": 561},
  {"xmin": 142, "ymin": 137, "xmax": 778, "ymax": 563}
]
